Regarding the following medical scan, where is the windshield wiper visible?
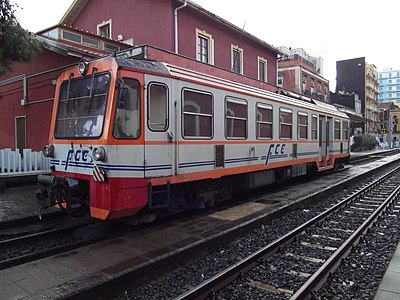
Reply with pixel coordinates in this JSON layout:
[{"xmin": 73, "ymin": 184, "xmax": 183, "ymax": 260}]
[
  {"xmin": 65, "ymin": 72, "xmax": 74, "ymax": 115},
  {"xmin": 86, "ymin": 67, "xmax": 98, "ymax": 112}
]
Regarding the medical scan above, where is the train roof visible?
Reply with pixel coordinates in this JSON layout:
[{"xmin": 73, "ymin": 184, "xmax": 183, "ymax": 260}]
[
  {"xmin": 113, "ymin": 56, "xmax": 348, "ymax": 119},
  {"xmin": 115, "ymin": 57, "xmax": 171, "ymax": 75}
]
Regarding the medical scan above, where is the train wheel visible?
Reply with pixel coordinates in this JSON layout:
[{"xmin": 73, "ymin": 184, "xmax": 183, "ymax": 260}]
[{"xmin": 333, "ymin": 160, "xmax": 340, "ymax": 172}]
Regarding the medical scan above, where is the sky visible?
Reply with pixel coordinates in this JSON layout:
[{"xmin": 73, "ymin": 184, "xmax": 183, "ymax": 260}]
[{"xmin": 11, "ymin": 0, "xmax": 400, "ymax": 91}]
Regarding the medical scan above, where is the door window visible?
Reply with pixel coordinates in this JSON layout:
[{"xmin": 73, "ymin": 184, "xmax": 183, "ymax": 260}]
[
  {"xmin": 113, "ymin": 78, "xmax": 141, "ymax": 139},
  {"xmin": 148, "ymin": 83, "xmax": 168, "ymax": 131}
]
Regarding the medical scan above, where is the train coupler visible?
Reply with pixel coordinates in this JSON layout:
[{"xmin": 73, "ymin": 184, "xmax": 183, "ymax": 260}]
[
  {"xmin": 36, "ymin": 174, "xmax": 89, "ymax": 218},
  {"xmin": 36, "ymin": 174, "xmax": 57, "ymax": 209}
]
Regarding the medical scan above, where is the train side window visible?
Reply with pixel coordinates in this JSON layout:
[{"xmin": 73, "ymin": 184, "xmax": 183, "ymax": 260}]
[
  {"xmin": 311, "ymin": 115, "xmax": 318, "ymax": 140},
  {"xmin": 113, "ymin": 78, "xmax": 141, "ymax": 139},
  {"xmin": 182, "ymin": 89, "xmax": 213, "ymax": 139},
  {"xmin": 256, "ymin": 103, "xmax": 272, "ymax": 139},
  {"xmin": 334, "ymin": 119, "xmax": 341, "ymax": 140},
  {"xmin": 297, "ymin": 111, "xmax": 308, "ymax": 139},
  {"xmin": 279, "ymin": 108, "xmax": 292, "ymax": 139},
  {"xmin": 148, "ymin": 83, "xmax": 168, "ymax": 131},
  {"xmin": 225, "ymin": 97, "xmax": 247, "ymax": 139},
  {"xmin": 343, "ymin": 120, "xmax": 349, "ymax": 139}
]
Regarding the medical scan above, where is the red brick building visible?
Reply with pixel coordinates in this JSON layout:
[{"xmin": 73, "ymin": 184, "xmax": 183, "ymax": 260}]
[
  {"xmin": 0, "ymin": 0, "xmax": 282, "ymax": 151},
  {"xmin": 0, "ymin": 26, "xmax": 127, "ymax": 151},
  {"xmin": 61, "ymin": 0, "xmax": 281, "ymax": 84},
  {"xmin": 0, "ymin": 43, "xmax": 81, "ymax": 151},
  {"xmin": 277, "ymin": 46, "xmax": 330, "ymax": 102}
]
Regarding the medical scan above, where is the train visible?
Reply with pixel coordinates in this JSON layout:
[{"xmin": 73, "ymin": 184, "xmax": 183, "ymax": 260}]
[{"xmin": 36, "ymin": 49, "xmax": 350, "ymax": 221}]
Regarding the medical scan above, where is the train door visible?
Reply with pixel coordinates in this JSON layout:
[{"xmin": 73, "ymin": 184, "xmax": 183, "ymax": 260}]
[
  {"xmin": 326, "ymin": 117, "xmax": 332, "ymax": 165},
  {"xmin": 319, "ymin": 115, "xmax": 326, "ymax": 166},
  {"xmin": 113, "ymin": 72, "xmax": 145, "ymax": 178},
  {"xmin": 144, "ymin": 75, "xmax": 174, "ymax": 178}
]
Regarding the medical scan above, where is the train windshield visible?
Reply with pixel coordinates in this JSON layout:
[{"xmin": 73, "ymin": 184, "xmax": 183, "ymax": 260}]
[{"xmin": 54, "ymin": 72, "xmax": 110, "ymax": 139}]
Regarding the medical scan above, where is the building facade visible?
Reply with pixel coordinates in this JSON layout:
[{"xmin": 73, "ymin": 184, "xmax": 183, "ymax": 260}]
[
  {"xmin": 277, "ymin": 46, "xmax": 329, "ymax": 102},
  {"xmin": 0, "ymin": 26, "xmax": 127, "ymax": 150},
  {"xmin": 389, "ymin": 106, "xmax": 400, "ymax": 142},
  {"xmin": 336, "ymin": 57, "xmax": 379, "ymax": 133},
  {"xmin": 61, "ymin": 0, "xmax": 281, "ymax": 85},
  {"xmin": 1, "ymin": 0, "xmax": 283, "ymax": 150},
  {"xmin": 330, "ymin": 92, "xmax": 362, "ymax": 115},
  {"xmin": 0, "ymin": 47, "xmax": 80, "ymax": 151},
  {"xmin": 330, "ymin": 91, "xmax": 367, "ymax": 134},
  {"xmin": 378, "ymin": 69, "xmax": 400, "ymax": 103},
  {"xmin": 377, "ymin": 102, "xmax": 397, "ymax": 135}
]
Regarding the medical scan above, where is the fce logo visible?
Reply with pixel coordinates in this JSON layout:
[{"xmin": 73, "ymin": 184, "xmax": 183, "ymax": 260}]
[
  {"xmin": 65, "ymin": 148, "xmax": 93, "ymax": 170},
  {"xmin": 265, "ymin": 144, "xmax": 286, "ymax": 166}
]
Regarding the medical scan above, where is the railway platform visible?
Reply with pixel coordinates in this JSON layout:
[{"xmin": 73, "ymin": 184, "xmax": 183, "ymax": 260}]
[
  {"xmin": 0, "ymin": 148, "xmax": 399, "ymax": 299},
  {"xmin": 374, "ymin": 243, "xmax": 400, "ymax": 299},
  {"xmin": 0, "ymin": 176, "xmax": 51, "ymax": 222}
]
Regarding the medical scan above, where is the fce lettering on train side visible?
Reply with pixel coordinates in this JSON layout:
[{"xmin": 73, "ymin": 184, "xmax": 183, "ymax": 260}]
[{"xmin": 265, "ymin": 144, "xmax": 286, "ymax": 166}]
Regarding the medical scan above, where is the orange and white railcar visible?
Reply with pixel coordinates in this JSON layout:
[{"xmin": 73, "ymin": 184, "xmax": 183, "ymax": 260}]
[{"xmin": 37, "ymin": 54, "xmax": 350, "ymax": 220}]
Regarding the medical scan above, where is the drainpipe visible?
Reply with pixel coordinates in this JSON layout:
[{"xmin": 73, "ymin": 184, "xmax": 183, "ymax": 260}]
[{"xmin": 174, "ymin": 0, "xmax": 187, "ymax": 54}]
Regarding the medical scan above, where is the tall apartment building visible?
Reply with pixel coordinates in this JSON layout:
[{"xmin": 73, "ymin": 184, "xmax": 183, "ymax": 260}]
[
  {"xmin": 336, "ymin": 57, "xmax": 379, "ymax": 133},
  {"xmin": 277, "ymin": 46, "xmax": 329, "ymax": 102},
  {"xmin": 378, "ymin": 69, "xmax": 400, "ymax": 103}
]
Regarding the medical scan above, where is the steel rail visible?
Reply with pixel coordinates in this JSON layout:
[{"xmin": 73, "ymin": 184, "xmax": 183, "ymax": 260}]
[
  {"xmin": 0, "ymin": 220, "xmax": 103, "ymax": 270},
  {"xmin": 0, "ymin": 211, "xmax": 63, "ymax": 231},
  {"xmin": 174, "ymin": 165, "xmax": 400, "ymax": 300},
  {"xmin": 291, "ymin": 178, "xmax": 400, "ymax": 299}
]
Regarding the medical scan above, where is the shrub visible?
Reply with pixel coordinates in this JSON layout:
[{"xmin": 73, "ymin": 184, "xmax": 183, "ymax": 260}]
[{"xmin": 351, "ymin": 133, "xmax": 377, "ymax": 151}]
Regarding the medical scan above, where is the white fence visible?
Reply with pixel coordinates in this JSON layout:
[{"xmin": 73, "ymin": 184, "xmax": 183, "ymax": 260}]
[{"xmin": 0, "ymin": 148, "xmax": 50, "ymax": 177}]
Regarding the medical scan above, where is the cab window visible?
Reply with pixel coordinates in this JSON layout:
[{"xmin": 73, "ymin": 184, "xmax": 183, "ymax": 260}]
[{"xmin": 113, "ymin": 78, "xmax": 141, "ymax": 139}]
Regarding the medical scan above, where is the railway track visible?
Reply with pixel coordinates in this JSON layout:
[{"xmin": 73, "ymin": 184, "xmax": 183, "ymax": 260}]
[
  {"xmin": 0, "ymin": 216, "xmax": 120, "ymax": 270},
  {"xmin": 0, "ymin": 211, "xmax": 63, "ymax": 231},
  {"xmin": 2, "ymin": 152, "xmax": 399, "ymax": 299},
  {"xmin": 174, "ymin": 164, "xmax": 400, "ymax": 299}
]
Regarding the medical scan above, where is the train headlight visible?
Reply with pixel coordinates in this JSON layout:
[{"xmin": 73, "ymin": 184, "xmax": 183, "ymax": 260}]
[
  {"xmin": 92, "ymin": 146, "xmax": 106, "ymax": 162},
  {"xmin": 78, "ymin": 62, "xmax": 88, "ymax": 76},
  {"xmin": 42, "ymin": 144, "xmax": 55, "ymax": 158}
]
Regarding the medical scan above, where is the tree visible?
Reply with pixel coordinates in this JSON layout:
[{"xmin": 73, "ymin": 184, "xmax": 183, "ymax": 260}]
[{"xmin": 0, "ymin": 0, "xmax": 43, "ymax": 75}]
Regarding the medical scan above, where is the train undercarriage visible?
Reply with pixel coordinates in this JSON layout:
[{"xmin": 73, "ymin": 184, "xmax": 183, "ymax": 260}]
[{"xmin": 35, "ymin": 158, "xmax": 348, "ymax": 222}]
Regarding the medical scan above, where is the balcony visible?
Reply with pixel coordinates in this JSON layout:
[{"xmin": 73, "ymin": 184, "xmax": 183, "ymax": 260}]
[{"xmin": 366, "ymin": 83, "xmax": 375, "ymax": 90}]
